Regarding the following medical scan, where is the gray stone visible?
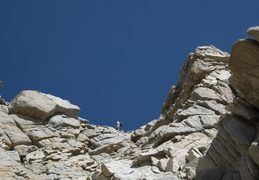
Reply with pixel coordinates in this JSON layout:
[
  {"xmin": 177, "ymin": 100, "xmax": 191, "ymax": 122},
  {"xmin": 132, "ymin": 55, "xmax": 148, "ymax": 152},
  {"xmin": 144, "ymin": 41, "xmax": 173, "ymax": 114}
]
[
  {"xmin": 0, "ymin": 105, "xmax": 9, "ymax": 114},
  {"xmin": 151, "ymin": 156, "xmax": 159, "ymax": 166},
  {"xmin": 89, "ymin": 126, "xmax": 131, "ymax": 149},
  {"xmin": 77, "ymin": 132, "xmax": 90, "ymax": 143},
  {"xmin": 0, "ymin": 111, "xmax": 16, "ymax": 125},
  {"xmin": 0, "ymin": 126, "xmax": 12, "ymax": 149},
  {"xmin": 222, "ymin": 115, "xmax": 255, "ymax": 152},
  {"xmin": 195, "ymin": 45, "xmax": 230, "ymax": 62},
  {"xmin": 83, "ymin": 128, "xmax": 98, "ymax": 138},
  {"xmin": 197, "ymin": 100, "xmax": 226, "ymax": 115},
  {"xmin": 192, "ymin": 87, "xmax": 225, "ymax": 104},
  {"xmin": 7, "ymin": 150, "xmax": 20, "ymax": 162},
  {"xmin": 48, "ymin": 114, "xmax": 80, "ymax": 128},
  {"xmin": 0, "ymin": 148, "xmax": 44, "ymax": 179},
  {"xmin": 195, "ymin": 166, "xmax": 226, "ymax": 180},
  {"xmin": 132, "ymin": 148, "xmax": 165, "ymax": 166},
  {"xmin": 228, "ymin": 98, "xmax": 259, "ymax": 123},
  {"xmin": 89, "ymin": 144, "xmax": 114, "ymax": 155},
  {"xmin": 157, "ymin": 158, "xmax": 169, "ymax": 171},
  {"xmin": 183, "ymin": 115, "xmax": 203, "ymax": 131},
  {"xmin": 4, "ymin": 125, "xmax": 32, "ymax": 147},
  {"xmin": 200, "ymin": 115, "xmax": 220, "ymax": 128},
  {"xmin": 187, "ymin": 147, "xmax": 204, "ymax": 162},
  {"xmin": 112, "ymin": 169, "xmax": 142, "ymax": 180},
  {"xmin": 248, "ymin": 141, "xmax": 259, "ymax": 167},
  {"xmin": 177, "ymin": 104, "xmax": 215, "ymax": 120},
  {"xmin": 165, "ymin": 158, "xmax": 174, "ymax": 172},
  {"xmin": 27, "ymin": 127, "xmax": 59, "ymax": 143},
  {"xmin": 149, "ymin": 123, "xmax": 197, "ymax": 146},
  {"xmin": 101, "ymin": 160, "xmax": 133, "ymax": 177},
  {"xmin": 11, "ymin": 114, "xmax": 42, "ymax": 126}
]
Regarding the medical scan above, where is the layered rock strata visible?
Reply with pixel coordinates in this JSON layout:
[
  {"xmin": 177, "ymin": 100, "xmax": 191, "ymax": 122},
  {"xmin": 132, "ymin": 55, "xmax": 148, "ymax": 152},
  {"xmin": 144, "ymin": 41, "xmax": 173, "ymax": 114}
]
[
  {"xmin": 129, "ymin": 45, "xmax": 233, "ymax": 179},
  {"xmin": 196, "ymin": 26, "xmax": 259, "ymax": 180}
]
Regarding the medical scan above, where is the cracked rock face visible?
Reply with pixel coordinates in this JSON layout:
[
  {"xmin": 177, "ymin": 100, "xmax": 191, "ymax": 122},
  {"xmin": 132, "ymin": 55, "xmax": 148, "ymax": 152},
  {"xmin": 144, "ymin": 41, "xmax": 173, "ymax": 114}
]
[
  {"xmin": 0, "ymin": 26, "xmax": 259, "ymax": 180},
  {"xmin": 195, "ymin": 27, "xmax": 259, "ymax": 180}
]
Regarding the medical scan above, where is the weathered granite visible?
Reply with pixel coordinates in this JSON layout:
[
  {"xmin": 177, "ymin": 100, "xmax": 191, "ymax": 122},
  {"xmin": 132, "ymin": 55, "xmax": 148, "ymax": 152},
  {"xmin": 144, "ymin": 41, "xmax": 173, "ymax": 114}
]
[
  {"xmin": 10, "ymin": 90, "xmax": 80, "ymax": 121},
  {"xmin": 196, "ymin": 26, "xmax": 259, "ymax": 180},
  {"xmin": 2, "ymin": 26, "xmax": 259, "ymax": 180}
]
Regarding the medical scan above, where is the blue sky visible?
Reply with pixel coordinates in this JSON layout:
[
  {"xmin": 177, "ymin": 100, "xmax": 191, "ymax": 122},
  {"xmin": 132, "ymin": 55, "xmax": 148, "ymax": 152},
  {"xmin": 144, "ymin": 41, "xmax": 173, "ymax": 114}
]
[{"xmin": 0, "ymin": 1, "xmax": 258, "ymax": 131}]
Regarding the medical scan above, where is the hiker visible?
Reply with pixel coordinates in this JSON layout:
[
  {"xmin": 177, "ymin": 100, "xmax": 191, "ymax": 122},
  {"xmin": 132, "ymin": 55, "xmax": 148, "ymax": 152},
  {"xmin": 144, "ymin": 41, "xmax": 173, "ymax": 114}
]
[{"xmin": 116, "ymin": 121, "xmax": 123, "ymax": 130}]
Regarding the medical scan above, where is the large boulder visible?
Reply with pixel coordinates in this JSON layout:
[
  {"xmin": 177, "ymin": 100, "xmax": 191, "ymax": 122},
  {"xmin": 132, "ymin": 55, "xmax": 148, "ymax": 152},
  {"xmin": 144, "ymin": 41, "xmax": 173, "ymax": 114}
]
[
  {"xmin": 229, "ymin": 38, "xmax": 259, "ymax": 110},
  {"xmin": 10, "ymin": 90, "xmax": 80, "ymax": 121}
]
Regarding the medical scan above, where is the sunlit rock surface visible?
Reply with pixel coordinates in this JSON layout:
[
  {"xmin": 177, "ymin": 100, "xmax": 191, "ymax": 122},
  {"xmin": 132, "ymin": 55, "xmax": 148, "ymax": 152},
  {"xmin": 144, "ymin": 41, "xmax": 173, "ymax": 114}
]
[{"xmin": 1, "ymin": 26, "xmax": 258, "ymax": 180}]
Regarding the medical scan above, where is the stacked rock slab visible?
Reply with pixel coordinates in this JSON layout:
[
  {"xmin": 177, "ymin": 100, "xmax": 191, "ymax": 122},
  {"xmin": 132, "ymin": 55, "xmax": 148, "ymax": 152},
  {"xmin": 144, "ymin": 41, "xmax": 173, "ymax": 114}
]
[
  {"xmin": 127, "ymin": 45, "xmax": 233, "ymax": 179},
  {"xmin": 195, "ymin": 26, "xmax": 259, "ymax": 180}
]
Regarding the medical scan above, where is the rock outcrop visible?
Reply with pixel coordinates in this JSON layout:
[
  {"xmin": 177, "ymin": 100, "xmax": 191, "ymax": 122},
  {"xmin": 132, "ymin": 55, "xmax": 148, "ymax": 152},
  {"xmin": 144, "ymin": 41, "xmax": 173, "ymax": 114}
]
[
  {"xmin": 0, "ymin": 26, "xmax": 259, "ymax": 180},
  {"xmin": 196, "ymin": 26, "xmax": 259, "ymax": 180},
  {"xmin": 10, "ymin": 90, "xmax": 80, "ymax": 121}
]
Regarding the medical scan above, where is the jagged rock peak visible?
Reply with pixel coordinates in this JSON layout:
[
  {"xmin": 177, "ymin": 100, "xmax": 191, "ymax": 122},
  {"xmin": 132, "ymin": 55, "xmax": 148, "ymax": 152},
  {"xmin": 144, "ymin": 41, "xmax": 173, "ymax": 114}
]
[
  {"xmin": 127, "ymin": 44, "xmax": 232, "ymax": 179},
  {"xmin": 194, "ymin": 45, "xmax": 230, "ymax": 62},
  {"xmin": 0, "ymin": 26, "xmax": 258, "ymax": 180}
]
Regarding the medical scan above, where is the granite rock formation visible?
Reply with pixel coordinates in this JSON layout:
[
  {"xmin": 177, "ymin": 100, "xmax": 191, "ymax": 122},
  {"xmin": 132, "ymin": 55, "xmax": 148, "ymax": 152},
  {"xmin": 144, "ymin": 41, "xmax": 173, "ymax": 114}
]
[
  {"xmin": 0, "ymin": 26, "xmax": 258, "ymax": 180},
  {"xmin": 196, "ymin": 26, "xmax": 259, "ymax": 180}
]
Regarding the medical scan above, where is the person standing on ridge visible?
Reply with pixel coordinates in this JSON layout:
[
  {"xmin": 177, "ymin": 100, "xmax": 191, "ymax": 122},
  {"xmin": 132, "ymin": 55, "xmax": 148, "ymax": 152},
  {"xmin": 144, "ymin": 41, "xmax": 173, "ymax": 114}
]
[{"xmin": 116, "ymin": 121, "xmax": 123, "ymax": 131}]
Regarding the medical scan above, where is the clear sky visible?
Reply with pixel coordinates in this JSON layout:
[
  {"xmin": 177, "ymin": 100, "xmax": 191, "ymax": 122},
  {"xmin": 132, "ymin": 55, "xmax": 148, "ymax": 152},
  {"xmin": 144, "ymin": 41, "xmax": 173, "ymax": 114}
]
[{"xmin": 0, "ymin": 1, "xmax": 258, "ymax": 131}]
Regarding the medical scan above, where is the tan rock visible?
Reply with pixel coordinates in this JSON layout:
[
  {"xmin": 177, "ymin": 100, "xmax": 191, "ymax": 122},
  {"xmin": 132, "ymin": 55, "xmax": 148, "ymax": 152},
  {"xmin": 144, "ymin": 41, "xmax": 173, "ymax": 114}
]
[
  {"xmin": 229, "ymin": 39, "xmax": 259, "ymax": 110},
  {"xmin": 247, "ymin": 26, "xmax": 259, "ymax": 42},
  {"xmin": 10, "ymin": 90, "xmax": 80, "ymax": 121},
  {"xmin": 45, "ymin": 93, "xmax": 80, "ymax": 118},
  {"xmin": 10, "ymin": 90, "xmax": 57, "ymax": 121}
]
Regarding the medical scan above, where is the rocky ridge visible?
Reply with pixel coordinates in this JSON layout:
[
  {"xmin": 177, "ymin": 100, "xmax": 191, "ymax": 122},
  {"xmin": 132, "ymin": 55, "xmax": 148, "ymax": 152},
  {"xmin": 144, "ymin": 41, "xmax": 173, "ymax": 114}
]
[{"xmin": 0, "ymin": 26, "xmax": 258, "ymax": 180}]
